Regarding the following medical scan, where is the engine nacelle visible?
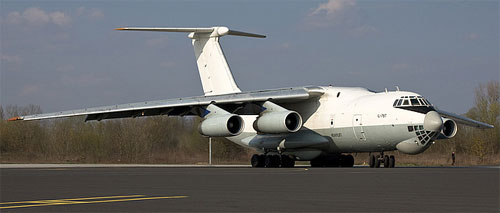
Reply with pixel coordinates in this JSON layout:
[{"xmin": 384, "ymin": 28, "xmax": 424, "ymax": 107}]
[
  {"xmin": 253, "ymin": 111, "xmax": 302, "ymax": 134},
  {"xmin": 437, "ymin": 118, "xmax": 458, "ymax": 139},
  {"xmin": 198, "ymin": 114, "xmax": 244, "ymax": 137}
]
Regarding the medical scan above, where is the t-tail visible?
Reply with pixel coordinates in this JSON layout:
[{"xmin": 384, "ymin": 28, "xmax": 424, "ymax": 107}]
[{"xmin": 115, "ymin": 26, "xmax": 266, "ymax": 96}]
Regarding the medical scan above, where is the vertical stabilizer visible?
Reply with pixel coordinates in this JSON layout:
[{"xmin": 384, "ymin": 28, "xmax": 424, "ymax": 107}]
[{"xmin": 115, "ymin": 26, "xmax": 266, "ymax": 96}]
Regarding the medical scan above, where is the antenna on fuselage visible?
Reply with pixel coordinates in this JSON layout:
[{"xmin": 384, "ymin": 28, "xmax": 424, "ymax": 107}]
[{"xmin": 395, "ymin": 86, "xmax": 400, "ymax": 91}]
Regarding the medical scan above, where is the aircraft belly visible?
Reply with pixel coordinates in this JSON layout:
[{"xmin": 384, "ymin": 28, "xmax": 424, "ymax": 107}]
[
  {"xmin": 228, "ymin": 124, "xmax": 417, "ymax": 154},
  {"xmin": 315, "ymin": 124, "xmax": 415, "ymax": 153}
]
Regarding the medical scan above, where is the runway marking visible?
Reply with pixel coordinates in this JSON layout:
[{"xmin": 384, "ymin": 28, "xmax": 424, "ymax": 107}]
[{"xmin": 0, "ymin": 194, "xmax": 187, "ymax": 209}]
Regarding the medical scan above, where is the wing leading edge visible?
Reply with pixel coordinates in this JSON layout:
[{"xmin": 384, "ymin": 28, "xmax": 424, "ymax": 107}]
[
  {"xmin": 436, "ymin": 109, "xmax": 494, "ymax": 129},
  {"xmin": 8, "ymin": 87, "xmax": 325, "ymax": 122}
]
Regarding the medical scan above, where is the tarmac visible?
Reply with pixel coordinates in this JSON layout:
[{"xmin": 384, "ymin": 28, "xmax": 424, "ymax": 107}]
[{"xmin": 0, "ymin": 165, "xmax": 498, "ymax": 212}]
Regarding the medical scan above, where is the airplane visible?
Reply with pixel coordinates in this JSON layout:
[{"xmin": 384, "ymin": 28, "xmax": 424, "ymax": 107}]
[{"xmin": 8, "ymin": 26, "xmax": 494, "ymax": 168}]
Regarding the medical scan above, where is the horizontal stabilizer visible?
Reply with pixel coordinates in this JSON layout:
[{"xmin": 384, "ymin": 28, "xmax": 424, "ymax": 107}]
[
  {"xmin": 115, "ymin": 26, "xmax": 265, "ymax": 96},
  {"xmin": 115, "ymin": 26, "xmax": 266, "ymax": 38}
]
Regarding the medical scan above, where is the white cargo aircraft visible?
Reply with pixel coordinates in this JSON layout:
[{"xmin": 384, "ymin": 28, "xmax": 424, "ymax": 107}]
[{"xmin": 9, "ymin": 26, "xmax": 494, "ymax": 168}]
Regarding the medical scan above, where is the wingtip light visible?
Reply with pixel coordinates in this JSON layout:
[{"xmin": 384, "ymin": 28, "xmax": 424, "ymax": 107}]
[{"xmin": 115, "ymin": 27, "xmax": 126, "ymax": 30}]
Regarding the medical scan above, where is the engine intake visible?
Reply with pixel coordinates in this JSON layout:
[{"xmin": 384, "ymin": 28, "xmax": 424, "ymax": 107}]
[
  {"xmin": 253, "ymin": 111, "xmax": 303, "ymax": 134},
  {"xmin": 437, "ymin": 118, "xmax": 457, "ymax": 139},
  {"xmin": 198, "ymin": 114, "xmax": 244, "ymax": 137}
]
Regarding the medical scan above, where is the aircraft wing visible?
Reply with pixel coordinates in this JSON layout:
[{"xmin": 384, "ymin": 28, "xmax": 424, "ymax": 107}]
[
  {"xmin": 8, "ymin": 86, "xmax": 324, "ymax": 122},
  {"xmin": 436, "ymin": 109, "xmax": 494, "ymax": 129}
]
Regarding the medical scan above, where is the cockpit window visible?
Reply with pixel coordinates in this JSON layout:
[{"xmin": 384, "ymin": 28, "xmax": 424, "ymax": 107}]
[{"xmin": 394, "ymin": 96, "xmax": 433, "ymax": 108}]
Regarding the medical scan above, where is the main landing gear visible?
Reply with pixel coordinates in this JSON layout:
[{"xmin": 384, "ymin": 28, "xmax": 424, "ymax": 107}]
[
  {"xmin": 251, "ymin": 154, "xmax": 295, "ymax": 168},
  {"xmin": 310, "ymin": 155, "xmax": 355, "ymax": 167},
  {"xmin": 369, "ymin": 152, "xmax": 395, "ymax": 168}
]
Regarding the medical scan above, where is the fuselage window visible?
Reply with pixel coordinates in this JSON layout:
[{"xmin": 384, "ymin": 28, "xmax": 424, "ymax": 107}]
[
  {"xmin": 337, "ymin": 92, "xmax": 340, "ymax": 98},
  {"xmin": 417, "ymin": 99, "xmax": 424, "ymax": 105},
  {"xmin": 397, "ymin": 99, "xmax": 403, "ymax": 106},
  {"xmin": 393, "ymin": 99, "xmax": 398, "ymax": 106},
  {"xmin": 407, "ymin": 126, "xmax": 414, "ymax": 132},
  {"xmin": 403, "ymin": 99, "xmax": 409, "ymax": 106},
  {"xmin": 410, "ymin": 99, "xmax": 420, "ymax": 106}
]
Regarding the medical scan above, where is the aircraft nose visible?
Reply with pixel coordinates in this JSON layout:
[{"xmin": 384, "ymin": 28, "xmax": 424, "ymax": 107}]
[{"xmin": 424, "ymin": 111, "xmax": 443, "ymax": 132}]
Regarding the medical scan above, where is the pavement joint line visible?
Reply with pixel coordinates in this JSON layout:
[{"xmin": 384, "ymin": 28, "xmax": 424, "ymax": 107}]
[{"xmin": 0, "ymin": 195, "xmax": 187, "ymax": 209}]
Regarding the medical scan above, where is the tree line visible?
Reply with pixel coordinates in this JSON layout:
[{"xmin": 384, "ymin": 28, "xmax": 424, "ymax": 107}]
[
  {"xmin": 0, "ymin": 81, "xmax": 498, "ymax": 165},
  {"xmin": 0, "ymin": 106, "xmax": 250, "ymax": 164}
]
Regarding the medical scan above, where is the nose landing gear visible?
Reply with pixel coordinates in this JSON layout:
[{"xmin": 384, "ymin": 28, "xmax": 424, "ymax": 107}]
[{"xmin": 369, "ymin": 152, "xmax": 395, "ymax": 168}]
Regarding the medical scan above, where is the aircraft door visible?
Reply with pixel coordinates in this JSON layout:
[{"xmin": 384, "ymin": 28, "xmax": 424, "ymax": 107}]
[{"xmin": 352, "ymin": 114, "xmax": 366, "ymax": 141}]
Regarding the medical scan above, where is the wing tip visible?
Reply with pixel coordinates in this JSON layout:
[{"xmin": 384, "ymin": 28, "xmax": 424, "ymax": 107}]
[
  {"xmin": 115, "ymin": 27, "xmax": 126, "ymax": 31},
  {"xmin": 7, "ymin": 116, "xmax": 23, "ymax": 121}
]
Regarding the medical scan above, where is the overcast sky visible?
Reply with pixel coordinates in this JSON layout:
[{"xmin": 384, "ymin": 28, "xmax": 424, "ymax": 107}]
[{"xmin": 1, "ymin": 0, "xmax": 498, "ymax": 115}]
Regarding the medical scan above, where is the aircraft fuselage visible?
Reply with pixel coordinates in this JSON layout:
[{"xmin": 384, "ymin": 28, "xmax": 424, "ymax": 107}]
[{"xmin": 228, "ymin": 86, "xmax": 438, "ymax": 161}]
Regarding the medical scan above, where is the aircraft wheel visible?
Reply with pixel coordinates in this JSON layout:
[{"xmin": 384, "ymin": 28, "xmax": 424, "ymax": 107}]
[
  {"xmin": 310, "ymin": 157, "xmax": 325, "ymax": 167},
  {"xmin": 343, "ymin": 155, "xmax": 354, "ymax": 167},
  {"xmin": 251, "ymin": 154, "xmax": 265, "ymax": 167},
  {"xmin": 325, "ymin": 155, "xmax": 340, "ymax": 167},
  {"xmin": 272, "ymin": 155, "xmax": 281, "ymax": 167},
  {"xmin": 369, "ymin": 154, "xmax": 375, "ymax": 168},
  {"xmin": 251, "ymin": 154, "xmax": 260, "ymax": 167},
  {"xmin": 265, "ymin": 155, "xmax": 278, "ymax": 168},
  {"xmin": 384, "ymin": 155, "xmax": 390, "ymax": 168},
  {"xmin": 281, "ymin": 155, "xmax": 295, "ymax": 168},
  {"xmin": 389, "ymin": 155, "xmax": 396, "ymax": 168}
]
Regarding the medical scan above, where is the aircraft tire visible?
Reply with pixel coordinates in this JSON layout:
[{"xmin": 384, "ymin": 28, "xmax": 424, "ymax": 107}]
[
  {"xmin": 265, "ymin": 155, "xmax": 277, "ymax": 168},
  {"xmin": 310, "ymin": 157, "xmax": 325, "ymax": 167},
  {"xmin": 325, "ymin": 155, "xmax": 339, "ymax": 167},
  {"xmin": 281, "ymin": 155, "xmax": 295, "ymax": 168},
  {"xmin": 384, "ymin": 155, "xmax": 390, "ymax": 168},
  {"xmin": 343, "ymin": 155, "xmax": 354, "ymax": 167},
  {"xmin": 251, "ymin": 154, "xmax": 265, "ymax": 167},
  {"xmin": 389, "ymin": 155, "xmax": 395, "ymax": 168},
  {"xmin": 369, "ymin": 155, "xmax": 375, "ymax": 168},
  {"xmin": 251, "ymin": 154, "xmax": 259, "ymax": 167}
]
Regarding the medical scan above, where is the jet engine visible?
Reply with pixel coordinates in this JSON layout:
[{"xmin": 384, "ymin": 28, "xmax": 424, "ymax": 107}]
[
  {"xmin": 437, "ymin": 118, "xmax": 458, "ymax": 139},
  {"xmin": 253, "ymin": 111, "xmax": 302, "ymax": 134},
  {"xmin": 198, "ymin": 114, "xmax": 244, "ymax": 137}
]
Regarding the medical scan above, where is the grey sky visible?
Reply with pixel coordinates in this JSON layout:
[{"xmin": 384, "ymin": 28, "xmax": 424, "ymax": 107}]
[{"xmin": 1, "ymin": 0, "xmax": 498, "ymax": 114}]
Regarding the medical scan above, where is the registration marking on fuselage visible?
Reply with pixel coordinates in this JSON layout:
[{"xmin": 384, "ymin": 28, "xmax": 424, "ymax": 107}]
[{"xmin": 0, "ymin": 194, "xmax": 188, "ymax": 209}]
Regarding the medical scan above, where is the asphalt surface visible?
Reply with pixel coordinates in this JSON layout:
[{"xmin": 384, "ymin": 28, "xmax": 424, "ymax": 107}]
[{"xmin": 1, "ymin": 166, "xmax": 498, "ymax": 212}]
